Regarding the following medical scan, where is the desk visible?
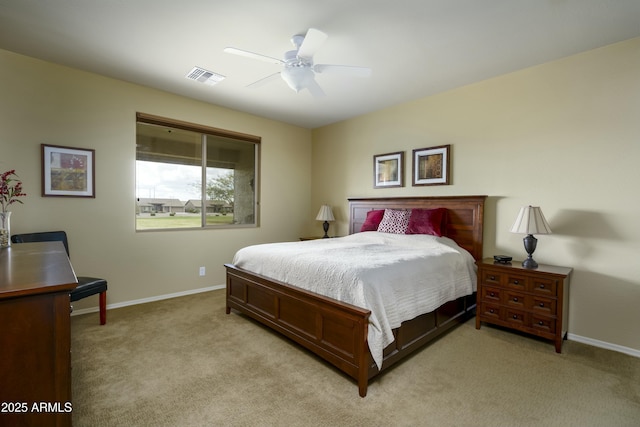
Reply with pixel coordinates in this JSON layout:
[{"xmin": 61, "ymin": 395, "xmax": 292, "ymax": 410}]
[{"xmin": 0, "ymin": 241, "xmax": 77, "ymax": 427}]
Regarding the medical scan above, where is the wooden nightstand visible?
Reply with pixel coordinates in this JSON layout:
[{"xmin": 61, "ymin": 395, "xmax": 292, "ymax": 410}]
[{"xmin": 475, "ymin": 258, "xmax": 572, "ymax": 353}]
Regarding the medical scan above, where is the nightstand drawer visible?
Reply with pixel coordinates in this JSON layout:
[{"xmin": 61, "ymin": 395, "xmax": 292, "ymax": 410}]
[
  {"xmin": 504, "ymin": 291, "xmax": 527, "ymax": 308},
  {"xmin": 505, "ymin": 274, "xmax": 527, "ymax": 291},
  {"xmin": 531, "ymin": 277, "xmax": 557, "ymax": 295},
  {"xmin": 481, "ymin": 269, "xmax": 503, "ymax": 285},
  {"xmin": 530, "ymin": 296, "xmax": 556, "ymax": 314},
  {"xmin": 480, "ymin": 286, "xmax": 502, "ymax": 302},
  {"xmin": 531, "ymin": 314, "xmax": 557, "ymax": 334},
  {"xmin": 479, "ymin": 302, "xmax": 501, "ymax": 320},
  {"xmin": 505, "ymin": 308, "xmax": 526, "ymax": 326}
]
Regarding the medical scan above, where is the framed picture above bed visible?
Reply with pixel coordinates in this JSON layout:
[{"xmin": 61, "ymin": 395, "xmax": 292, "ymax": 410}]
[
  {"xmin": 412, "ymin": 144, "xmax": 450, "ymax": 186},
  {"xmin": 373, "ymin": 151, "xmax": 404, "ymax": 188}
]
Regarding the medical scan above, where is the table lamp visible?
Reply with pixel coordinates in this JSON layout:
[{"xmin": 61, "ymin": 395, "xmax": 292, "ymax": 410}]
[
  {"xmin": 510, "ymin": 205, "xmax": 552, "ymax": 269},
  {"xmin": 315, "ymin": 205, "xmax": 335, "ymax": 238}
]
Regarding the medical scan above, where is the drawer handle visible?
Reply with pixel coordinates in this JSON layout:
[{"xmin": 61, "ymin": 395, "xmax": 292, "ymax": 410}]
[
  {"xmin": 539, "ymin": 320, "xmax": 544, "ymax": 325},
  {"xmin": 513, "ymin": 297, "xmax": 519, "ymax": 302},
  {"xmin": 513, "ymin": 314, "xmax": 518, "ymax": 319},
  {"xmin": 489, "ymin": 292, "xmax": 495, "ymax": 297},
  {"xmin": 490, "ymin": 275, "xmax": 496, "ymax": 281},
  {"xmin": 540, "ymin": 284, "xmax": 545, "ymax": 289},
  {"xmin": 489, "ymin": 309, "xmax": 495, "ymax": 314},
  {"xmin": 513, "ymin": 280, "xmax": 519, "ymax": 285},
  {"xmin": 539, "ymin": 302, "xmax": 545, "ymax": 307}
]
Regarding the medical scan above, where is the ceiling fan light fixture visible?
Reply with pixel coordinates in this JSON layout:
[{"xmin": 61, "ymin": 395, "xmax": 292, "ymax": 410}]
[{"xmin": 281, "ymin": 67, "xmax": 315, "ymax": 92}]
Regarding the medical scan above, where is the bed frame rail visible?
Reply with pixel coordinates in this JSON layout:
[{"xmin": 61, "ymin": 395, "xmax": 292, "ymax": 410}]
[{"xmin": 370, "ymin": 293, "xmax": 476, "ymax": 378}]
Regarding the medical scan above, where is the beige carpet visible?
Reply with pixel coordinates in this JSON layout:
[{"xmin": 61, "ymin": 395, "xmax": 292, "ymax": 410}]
[{"xmin": 71, "ymin": 290, "xmax": 640, "ymax": 426}]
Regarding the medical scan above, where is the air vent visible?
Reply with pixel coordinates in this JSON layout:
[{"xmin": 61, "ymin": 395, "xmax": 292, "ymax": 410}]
[{"xmin": 185, "ymin": 67, "xmax": 225, "ymax": 86}]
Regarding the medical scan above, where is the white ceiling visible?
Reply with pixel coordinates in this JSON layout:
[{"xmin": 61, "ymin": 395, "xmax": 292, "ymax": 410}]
[{"xmin": 1, "ymin": 0, "xmax": 639, "ymax": 129}]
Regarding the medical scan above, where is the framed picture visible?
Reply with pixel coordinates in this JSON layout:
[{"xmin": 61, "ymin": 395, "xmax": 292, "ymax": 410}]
[
  {"xmin": 412, "ymin": 144, "xmax": 450, "ymax": 186},
  {"xmin": 42, "ymin": 144, "xmax": 95, "ymax": 197},
  {"xmin": 374, "ymin": 151, "xmax": 404, "ymax": 188}
]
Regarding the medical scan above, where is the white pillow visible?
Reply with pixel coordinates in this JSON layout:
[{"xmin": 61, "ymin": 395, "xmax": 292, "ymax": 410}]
[{"xmin": 377, "ymin": 209, "xmax": 411, "ymax": 234}]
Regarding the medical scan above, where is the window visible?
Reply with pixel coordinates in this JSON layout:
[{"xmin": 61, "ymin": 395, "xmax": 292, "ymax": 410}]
[{"xmin": 135, "ymin": 113, "xmax": 259, "ymax": 231}]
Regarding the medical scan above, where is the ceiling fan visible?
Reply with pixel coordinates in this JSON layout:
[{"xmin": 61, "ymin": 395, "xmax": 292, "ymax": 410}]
[{"xmin": 224, "ymin": 28, "xmax": 372, "ymax": 97}]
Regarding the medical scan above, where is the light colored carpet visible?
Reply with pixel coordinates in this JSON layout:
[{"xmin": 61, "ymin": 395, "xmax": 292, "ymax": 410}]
[{"xmin": 71, "ymin": 290, "xmax": 640, "ymax": 426}]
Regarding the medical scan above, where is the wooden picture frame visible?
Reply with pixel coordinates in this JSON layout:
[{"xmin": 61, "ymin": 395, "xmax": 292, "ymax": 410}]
[
  {"xmin": 373, "ymin": 151, "xmax": 404, "ymax": 188},
  {"xmin": 412, "ymin": 144, "xmax": 450, "ymax": 186},
  {"xmin": 42, "ymin": 144, "xmax": 95, "ymax": 197}
]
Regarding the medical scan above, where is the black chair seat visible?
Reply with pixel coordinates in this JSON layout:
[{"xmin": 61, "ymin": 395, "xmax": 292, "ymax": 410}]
[{"xmin": 72, "ymin": 277, "xmax": 108, "ymax": 302}]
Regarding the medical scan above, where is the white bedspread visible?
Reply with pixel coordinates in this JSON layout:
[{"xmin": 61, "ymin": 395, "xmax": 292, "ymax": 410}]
[{"xmin": 232, "ymin": 231, "xmax": 477, "ymax": 369}]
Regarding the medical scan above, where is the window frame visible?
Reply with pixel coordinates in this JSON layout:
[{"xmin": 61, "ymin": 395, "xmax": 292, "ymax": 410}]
[{"xmin": 135, "ymin": 112, "xmax": 261, "ymax": 231}]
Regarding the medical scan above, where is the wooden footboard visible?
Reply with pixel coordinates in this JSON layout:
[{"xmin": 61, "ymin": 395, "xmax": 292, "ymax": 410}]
[{"xmin": 225, "ymin": 263, "xmax": 372, "ymax": 396}]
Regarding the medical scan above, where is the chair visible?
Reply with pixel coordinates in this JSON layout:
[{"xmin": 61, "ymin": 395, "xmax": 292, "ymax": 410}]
[{"xmin": 11, "ymin": 231, "xmax": 108, "ymax": 325}]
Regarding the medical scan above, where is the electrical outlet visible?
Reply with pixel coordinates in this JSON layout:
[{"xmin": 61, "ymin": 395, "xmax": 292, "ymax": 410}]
[{"xmin": 199, "ymin": 266, "xmax": 205, "ymax": 276}]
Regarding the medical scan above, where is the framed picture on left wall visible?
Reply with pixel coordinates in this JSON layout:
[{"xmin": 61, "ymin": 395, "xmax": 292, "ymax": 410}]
[
  {"xmin": 42, "ymin": 144, "xmax": 95, "ymax": 197},
  {"xmin": 373, "ymin": 151, "xmax": 404, "ymax": 188}
]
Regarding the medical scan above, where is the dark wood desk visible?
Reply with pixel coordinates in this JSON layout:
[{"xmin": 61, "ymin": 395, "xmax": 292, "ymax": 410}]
[{"xmin": 0, "ymin": 241, "xmax": 77, "ymax": 427}]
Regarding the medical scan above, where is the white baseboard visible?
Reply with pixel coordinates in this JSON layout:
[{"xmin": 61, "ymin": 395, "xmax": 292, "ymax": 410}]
[
  {"xmin": 71, "ymin": 284, "xmax": 225, "ymax": 317},
  {"xmin": 568, "ymin": 333, "xmax": 640, "ymax": 359}
]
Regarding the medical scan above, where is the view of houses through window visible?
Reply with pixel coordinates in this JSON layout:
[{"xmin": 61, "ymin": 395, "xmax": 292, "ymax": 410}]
[{"xmin": 135, "ymin": 113, "xmax": 259, "ymax": 230}]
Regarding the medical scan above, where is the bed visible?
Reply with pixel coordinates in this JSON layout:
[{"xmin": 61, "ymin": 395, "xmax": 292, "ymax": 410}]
[{"xmin": 225, "ymin": 195, "xmax": 486, "ymax": 397}]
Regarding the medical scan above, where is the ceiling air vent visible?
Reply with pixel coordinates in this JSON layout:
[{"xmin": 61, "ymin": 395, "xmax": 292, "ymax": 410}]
[{"xmin": 185, "ymin": 67, "xmax": 225, "ymax": 86}]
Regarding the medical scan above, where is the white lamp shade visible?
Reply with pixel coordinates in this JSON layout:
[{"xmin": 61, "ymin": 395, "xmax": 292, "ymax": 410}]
[
  {"xmin": 315, "ymin": 205, "xmax": 335, "ymax": 221},
  {"xmin": 510, "ymin": 206, "xmax": 552, "ymax": 235}
]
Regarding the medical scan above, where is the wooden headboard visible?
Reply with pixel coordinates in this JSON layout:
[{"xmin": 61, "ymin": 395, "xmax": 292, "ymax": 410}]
[{"xmin": 348, "ymin": 196, "xmax": 487, "ymax": 261}]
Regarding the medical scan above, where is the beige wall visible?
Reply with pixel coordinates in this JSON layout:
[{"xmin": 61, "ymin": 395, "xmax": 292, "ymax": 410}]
[
  {"xmin": 311, "ymin": 38, "xmax": 640, "ymax": 353},
  {"xmin": 0, "ymin": 49, "xmax": 312, "ymax": 310}
]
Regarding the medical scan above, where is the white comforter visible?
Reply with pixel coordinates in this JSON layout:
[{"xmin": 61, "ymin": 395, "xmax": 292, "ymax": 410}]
[{"xmin": 232, "ymin": 231, "xmax": 477, "ymax": 369}]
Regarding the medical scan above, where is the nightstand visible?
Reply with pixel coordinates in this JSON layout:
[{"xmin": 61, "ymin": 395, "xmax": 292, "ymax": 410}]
[{"xmin": 475, "ymin": 258, "xmax": 572, "ymax": 353}]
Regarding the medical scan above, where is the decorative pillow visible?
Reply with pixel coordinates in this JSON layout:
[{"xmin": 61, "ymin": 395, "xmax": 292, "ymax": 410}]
[
  {"xmin": 360, "ymin": 209, "xmax": 385, "ymax": 232},
  {"xmin": 377, "ymin": 209, "xmax": 411, "ymax": 234},
  {"xmin": 405, "ymin": 208, "xmax": 447, "ymax": 236}
]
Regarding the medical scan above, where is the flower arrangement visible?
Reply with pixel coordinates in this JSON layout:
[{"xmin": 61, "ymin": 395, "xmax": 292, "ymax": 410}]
[{"xmin": 1, "ymin": 170, "xmax": 26, "ymax": 213}]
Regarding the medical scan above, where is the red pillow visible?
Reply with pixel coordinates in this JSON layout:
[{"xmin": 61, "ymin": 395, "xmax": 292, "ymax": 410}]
[
  {"xmin": 405, "ymin": 208, "xmax": 446, "ymax": 236},
  {"xmin": 360, "ymin": 209, "xmax": 385, "ymax": 232}
]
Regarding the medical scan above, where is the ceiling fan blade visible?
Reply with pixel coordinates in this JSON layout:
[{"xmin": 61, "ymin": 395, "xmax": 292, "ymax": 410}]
[
  {"xmin": 246, "ymin": 72, "xmax": 281, "ymax": 88},
  {"xmin": 297, "ymin": 28, "xmax": 328, "ymax": 59},
  {"xmin": 314, "ymin": 64, "xmax": 372, "ymax": 78},
  {"xmin": 223, "ymin": 47, "xmax": 283, "ymax": 65},
  {"xmin": 305, "ymin": 78, "xmax": 326, "ymax": 98}
]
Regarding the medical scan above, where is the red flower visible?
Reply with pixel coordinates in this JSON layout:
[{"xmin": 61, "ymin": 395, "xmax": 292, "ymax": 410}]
[{"xmin": 1, "ymin": 170, "xmax": 27, "ymax": 213}]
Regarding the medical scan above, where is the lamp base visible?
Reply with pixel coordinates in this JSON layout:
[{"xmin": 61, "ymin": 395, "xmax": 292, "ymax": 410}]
[
  {"xmin": 522, "ymin": 234, "xmax": 538, "ymax": 269},
  {"xmin": 522, "ymin": 256, "xmax": 538, "ymax": 269},
  {"xmin": 322, "ymin": 221, "xmax": 330, "ymax": 238}
]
